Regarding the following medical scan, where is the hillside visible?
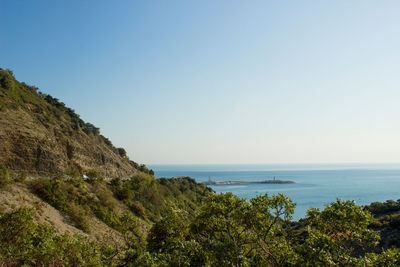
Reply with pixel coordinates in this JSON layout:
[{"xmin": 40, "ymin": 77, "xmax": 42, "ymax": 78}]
[
  {"xmin": 0, "ymin": 182, "xmax": 124, "ymax": 245},
  {"xmin": 0, "ymin": 69, "xmax": 148, "ymax": 178},
  {"xmin": 0, "ymin": 174, "xmax": 213, "ymax": 265}
]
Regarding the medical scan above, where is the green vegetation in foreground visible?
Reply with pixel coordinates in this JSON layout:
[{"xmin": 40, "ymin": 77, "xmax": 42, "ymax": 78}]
[
  {"xmin": 0, "ymin": 208, "xmax": 111, "ymax": 266},
  {"xmin": 138, "ymin": 194, "xmax": 400, "ymax": 266},
  {"xmin": 366, "ymin": 199, "xmax": 400, "ymax": 250},
  {"xmin": 1, "ymin": 166, "xmax": 400, "ymax": 266}
]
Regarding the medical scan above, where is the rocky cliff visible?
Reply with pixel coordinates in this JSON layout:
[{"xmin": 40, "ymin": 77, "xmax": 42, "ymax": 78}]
[{"xmin": 0, "ymin": 69, "xmax": 145, "ymax": 178}]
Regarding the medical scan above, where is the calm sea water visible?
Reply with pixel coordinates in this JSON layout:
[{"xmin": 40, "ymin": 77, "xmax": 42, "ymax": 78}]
[{"xmin": 149, "ymin": 164, "xmax": 400, "ymax": 220}]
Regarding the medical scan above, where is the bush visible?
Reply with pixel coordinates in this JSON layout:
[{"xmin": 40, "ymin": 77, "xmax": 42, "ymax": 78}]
[
  {"xmin": 32, "ymin": 178, "xmax": 70, "ymax": 211},
  {"xmin": 67, "ymin": 203, "xmax": 91, "ymax": 233},
  {"xmin": 66, "ymin": 167, "xmax": 80, "ymax": 179},
  {"xmin": 117, "ymin": 147, "xmax": 127, "ymax": 158},
  {"xmin": 86, "ymin": 169, "xmax": 103, "ymax": 184},
  {"xmin": 86, "ymin": 169, "xmax": 98, "ymax": 179},
  {"xmin": 108, "ymin": 175, "xmax": 211, "ymax": 222},
  {"xmin": 128, "ymin": 201, "xmax": 147, "ymax": 220},
  {"xmin": 95, "ymin": 184, "xmax": 119, "ymax": 208},
  {"xmin": 93, "ymin": 206, "xmax": 122, "ymax": 231},
  {"xmin": 0, "ymin": 207, "xmax": 106, "ymax": 266}
]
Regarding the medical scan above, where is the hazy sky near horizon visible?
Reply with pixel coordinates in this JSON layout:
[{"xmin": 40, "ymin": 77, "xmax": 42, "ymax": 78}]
[{"xmin": 1, "ymin": 1, "xmax": 400, "ymax": 164}]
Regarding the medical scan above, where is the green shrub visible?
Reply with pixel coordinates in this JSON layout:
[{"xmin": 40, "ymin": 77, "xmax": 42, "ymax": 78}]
[
  {"xmin": 108, "ymin": 175, "xmax": 212, "ymax": 222},
  {"xmin": 32, "ymin": 178, "xmax": 92, "ymax": 232},
  {"xmin": 86, "ymin": 169, "xmax": 103, "ymax": 184},
  {"xmin": 128, "ymin": 201, "xmax": 147, "ymax": 220},
  {"xmin": 0, "ymin": 207, "xmax": 106, "ymax": 266},
  {"xmin": 116, "ymin": 185, "xmax": 134, "ymax": 201},
  {"xmin": 95, "ymin": 185, "xmax": 119, "ymax": 208},
  {"xmin": 117, "ymin": 147, "xmax": 127, "ymax": 158},
  {"xmin": 66, "ymin": 167, "xmax": 80, "ymax": 179},
  {"xmin": 32, "ymin": 178, "xmax": 71, "ymax": 211},
  {"xmin": 67, "ymin": 203, "xmax": 91, "ymax": 233},
  {"xmin": 86, "ymin": 169, "xmax": 98, "ymax": 179},
  {"xmin": 93, "ymin": 206, "xmax": 122, "ymax": 230}
]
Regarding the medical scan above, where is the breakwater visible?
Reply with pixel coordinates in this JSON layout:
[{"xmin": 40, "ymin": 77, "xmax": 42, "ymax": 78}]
[{"xmin": 204, "ymin": 179, "xmax": 295, "ymax": 185}]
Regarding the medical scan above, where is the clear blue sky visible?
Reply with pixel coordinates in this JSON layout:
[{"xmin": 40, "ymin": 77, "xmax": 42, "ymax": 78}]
[{"xmin": 1, "ymin": 1, "xmax": 400, "ymax": 164}]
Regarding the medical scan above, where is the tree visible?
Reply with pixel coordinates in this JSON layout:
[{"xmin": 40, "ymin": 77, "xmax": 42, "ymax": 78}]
[
  {"xmin": 117, "ymin": 147, "xmax": 127, "ymax": 158},
  {"xmin": 189, "ymin": 192, "xmax": 297, "ymax": 266},
  {"xmin": 246, "ymin": 193, "xmax": 297, "ymax": 265},
  {"xmin": 6, "ymin": 68, "xmax": 14, "ymax": 77},
  {"xmin": 147, "ymin": 207, "xmax": 189, "ymax": 253},
  {"xmin": 86, "ymin": 169, "xmax": 103, "ymax": 184},
  {"xmin": 298, "ymin": 199, "xmax": 380, "ymax": 265},
  {"xmin": 142, "ymin": 193, "xmax": 391, "ymax": 266}
]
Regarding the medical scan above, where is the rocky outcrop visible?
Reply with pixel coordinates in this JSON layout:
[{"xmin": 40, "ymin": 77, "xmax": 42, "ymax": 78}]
[{"xmin": 0, "ymin": 69, "xmax": 139, "ymax": 178}]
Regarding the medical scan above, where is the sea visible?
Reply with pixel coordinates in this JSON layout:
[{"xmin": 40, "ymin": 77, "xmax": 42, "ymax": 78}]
[{"xmin": 149, "ymin": 163, "xmax": 400, "ymax": 220}]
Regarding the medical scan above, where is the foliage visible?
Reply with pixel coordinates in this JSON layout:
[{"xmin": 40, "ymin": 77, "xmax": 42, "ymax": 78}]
[
  {"xmin": 126, "ymin": 200, "xmax": 147, "ymax": 219},
  {"xmin": 6, "ymin": 171, "xmax": 400, "ymax": 265},
  {"xmin": 66, "ymin": 167, "xmax": 80, "ymax": 179},
  {"xmin": 138, "ymin": 164, "xmax": 154, "ymax": 175},
  {"xmin": 31, "ymin": 174, "xmax": 210, "ymax": 239},
  {"xmin": 31, "ymin": 177, "xmax": 137, "ymax": 235},
  {"xmin": 117, "ymin": 147, "xmax": 127, "ymax": 158},
  {"xmin": 133, "ymin": 193, "xmax": 297, "ymax": 266},
  {"xmin": 365, "ymin": 199, "xmax": 400, "ymax": 250},
  {"xmin": 298, "ymin": 199, "xmax": 380, "ymax": 265},
  {"xmin": 110, "ymin": 175, "xmax": 212, "ymax": 221},
  {"xmin": 366, "ymin": 199, "xmax": 400, "ymax": 216},
  {"xmin": 358, "ymin": 248, "xmax": 400, "ymax": 266},
  {"xmin": 32, "ymin": 177, "xmax": 92, "ymax": 231},
  {"xmin": 86, "ymin": 169, "xmax": 103, "ymax": 184},
  {"xmin": 189, "ymin": 193, "xmax": 297, "ymax": 266},
  {"xmin": 147, "ymin": 206, "xmax": 189, "ymax": 254},
  {"xmin": 125, "ymin": 194, "xmax": 398, "ymax": 266},
  {"xmin": 67, "ymin": 203, "xmax": 91, "ymax": 233},
  {"xmin": 0, "ymin": 207, "xmax": 110, "ymax": 266}
]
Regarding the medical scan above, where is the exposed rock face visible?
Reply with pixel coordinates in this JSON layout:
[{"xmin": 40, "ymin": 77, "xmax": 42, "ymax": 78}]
[{"xmin": 0, "ymin": 69, "xmax": 139, "ymax": 177}]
